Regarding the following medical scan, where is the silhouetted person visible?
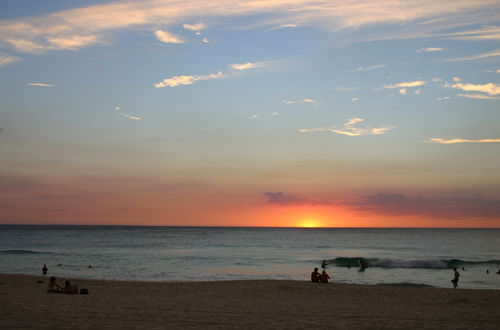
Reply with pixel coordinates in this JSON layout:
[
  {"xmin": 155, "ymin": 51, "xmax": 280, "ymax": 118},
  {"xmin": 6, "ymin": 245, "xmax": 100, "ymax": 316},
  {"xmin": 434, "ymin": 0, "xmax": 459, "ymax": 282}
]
[
  {"xmin": 320, "ymin": 270, "xmax": 330, "ymax": 283},
  {"xmin": 321, "ymin": 260, "xmax": 327, "ymax": 268},
  {"xmin": 359, "ymin": 259, "xmax": 367, "ymax": 272},
  {"xmin": 451, "ymin": 268, "xmax": 460, "ymax": 288},
  {"xmin": 311, "ymin": 267, "xmax": 320, "ymax": 283},
  {"xmin": 486, "ymin": 269, "xmax": 489, "ymax": 274},
  {"xmin": 497, "ymin": 269, "xmax": 500, "ymax": 274},
  {"xmin": 63, "ymin": 280, "xmax": 78, "ymax": 294},
  {"xmin": 42, "ymin": 264, "xmax": 48, "ymax": 275},
  {"xmin": 47, "ymin": 276, "xmax": 61, "ymax": 293}
]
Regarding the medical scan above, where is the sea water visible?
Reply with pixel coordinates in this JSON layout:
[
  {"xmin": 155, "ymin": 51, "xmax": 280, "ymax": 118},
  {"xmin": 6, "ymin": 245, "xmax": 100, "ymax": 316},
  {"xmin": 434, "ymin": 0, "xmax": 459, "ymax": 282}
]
[{"xmin": 0, "ymin": 225, "xmax": 498, "ymax": 289}]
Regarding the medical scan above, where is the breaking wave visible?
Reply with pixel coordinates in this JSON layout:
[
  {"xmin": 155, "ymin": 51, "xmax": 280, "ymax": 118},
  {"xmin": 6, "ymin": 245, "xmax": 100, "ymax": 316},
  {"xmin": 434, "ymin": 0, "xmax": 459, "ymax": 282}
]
[{"xmin": 326, "ymin": 257, "xmax": 500, "ymax": 269}]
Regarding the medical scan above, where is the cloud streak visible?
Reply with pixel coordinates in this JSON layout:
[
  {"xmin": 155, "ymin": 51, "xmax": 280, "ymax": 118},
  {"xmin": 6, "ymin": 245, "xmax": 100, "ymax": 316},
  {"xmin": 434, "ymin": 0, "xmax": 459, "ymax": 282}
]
[
  {"xmin": 384, "ymin": 80, "xmax": 427, "ymax": 89},
  {"xmin": 299, "ymin": 117, "xmax": 394, "ymax": 137},
  {"xmin": 282, "ymin": 98, "xmax": 317, "ymax": 105},
  {"xmin": 343, "ymin": 64, "xmax": 386, "ymax": 72},
  {"xmin": 154, "ymin": 61, "xmax": 272, "ymax": 88},
  {"xmin": 349, "ymin": 193, "xmax": 500, "ymax": 219},
  {"xmin": 0, "ymin": 1, "xmax": 498, "ymax": 55},
  {"xmin": 445, "ymin": 49, "xmax": 500, "ymax": 62},
  {"xmin": 27, "ymin": 82, "xmax": 55, "ymax": 87},
  {"xmin": 416, "ymin": 47, "xmax": 444, "ymax": 53},
  {"xmin": 426, "ymin": 137, "xmax": 500, "ymax": 144},
  {"xmin": 113, "ymin": 106, "xmax": 142, "ymax": 120}
]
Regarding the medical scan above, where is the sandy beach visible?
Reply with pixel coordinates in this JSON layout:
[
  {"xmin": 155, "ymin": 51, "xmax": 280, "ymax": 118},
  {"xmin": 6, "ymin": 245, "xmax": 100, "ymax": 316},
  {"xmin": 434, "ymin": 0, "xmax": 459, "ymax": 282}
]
[{"xmin": 1, "ymin": 273, "xmax": 499, "ymax": 329}]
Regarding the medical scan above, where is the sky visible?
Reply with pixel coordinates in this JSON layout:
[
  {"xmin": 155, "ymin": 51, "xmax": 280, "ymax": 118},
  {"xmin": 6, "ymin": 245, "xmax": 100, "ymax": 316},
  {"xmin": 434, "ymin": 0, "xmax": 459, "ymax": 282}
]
[{"xmin": 0, "ymin": 0, "xmax": 499, "ymax": 228}]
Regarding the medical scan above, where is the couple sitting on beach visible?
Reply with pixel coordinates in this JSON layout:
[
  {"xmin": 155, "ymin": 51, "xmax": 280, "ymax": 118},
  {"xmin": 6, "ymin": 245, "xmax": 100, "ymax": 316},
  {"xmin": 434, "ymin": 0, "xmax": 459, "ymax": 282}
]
[
  {"xmin": 311, "ymin": 268, "xmax": 330, "ymax": 283},
  {"xmin": 48, "ymin": 276, "xmax": 78, "ymax": 294}
]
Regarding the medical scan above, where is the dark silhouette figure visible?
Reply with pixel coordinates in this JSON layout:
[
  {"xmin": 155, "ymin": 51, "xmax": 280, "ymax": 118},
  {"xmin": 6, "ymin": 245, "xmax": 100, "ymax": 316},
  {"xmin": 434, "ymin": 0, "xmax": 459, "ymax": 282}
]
[
  {"xmin": 486, "ymin": 269, "xmax": 489, "ymax": 274},
  {"xmin": 63, "ymin": 280, "xmax": 78, "ymax": 294},
  {"xmin": 311, "ymin": 267, "xmax": 321, "ymax": 283},
  {"xmin": 359, "ymin": 259, "xmax": 367, "ymax": 272},
  {"xmin": 321, "ymin": 260, "xmax": 327, "ymax": 268},
  {"xmin": 320, "ymin": 270, "xmax": 330, "ymax": 283},
  {"xmin": 42, "ymin": 264, "xmax": 48, "ymax": 275},
  {"xmin": 451, "ymin": 268, "xmax": 460, "ymax": 288},
  {"xmin": 47, "ymin": 276, "xmax": 61, "ymax": 293}
]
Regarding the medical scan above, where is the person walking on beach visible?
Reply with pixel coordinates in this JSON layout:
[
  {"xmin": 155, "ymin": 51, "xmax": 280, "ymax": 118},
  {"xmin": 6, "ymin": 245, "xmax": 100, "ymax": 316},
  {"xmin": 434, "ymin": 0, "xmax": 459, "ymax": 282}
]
[
  {"xmin": 311, "ymin": 268, "xmax": 321, "ymax": 283},
  {"xmin": 451, "ymin": 268, "xmax": 460, "ymax": 288},
  {"xmin": 42, "ymin": 264, "xmax": 48, "ymax": 275}
]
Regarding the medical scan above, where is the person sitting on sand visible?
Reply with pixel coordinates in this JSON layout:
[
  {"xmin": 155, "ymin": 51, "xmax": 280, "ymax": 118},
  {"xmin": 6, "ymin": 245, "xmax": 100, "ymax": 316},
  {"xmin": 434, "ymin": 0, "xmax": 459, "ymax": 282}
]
[
  {"xmin": 48, "ymin": 276, "xmax": 61, "ymax": 293},
  {"xmin": 320, "ymin": 270, "xmax": 330, "ymax": 283},
  {"xmin": 42, "ymin": 264, "xmax": 48, "ymax": 275},
  {"xmin": 451, "ymin": 268, "xmax": 460, "ymax": 288},
  {"xmin": 311, "ymin": 267, "xmax": 321, "ymax": 283},
  {"xmin": 63, "ymin": 280, "xmax": 78, "ymax": 294}
]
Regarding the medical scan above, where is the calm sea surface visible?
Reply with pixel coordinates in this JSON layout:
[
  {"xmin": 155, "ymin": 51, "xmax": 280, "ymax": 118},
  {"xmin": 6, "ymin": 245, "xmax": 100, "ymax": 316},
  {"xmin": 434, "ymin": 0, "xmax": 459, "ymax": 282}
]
[{"xmin": 0, "ymin": 225, "xmax": 499, "ymax": 289}]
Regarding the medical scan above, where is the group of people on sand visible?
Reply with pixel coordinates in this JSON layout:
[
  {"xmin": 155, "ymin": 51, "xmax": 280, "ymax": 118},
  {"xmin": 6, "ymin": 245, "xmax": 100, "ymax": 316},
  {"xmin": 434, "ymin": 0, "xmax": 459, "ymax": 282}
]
[
  {"xmin": 47, "ymin": 276, "xmax": 78, "ymax": 294},
  {"xmin": 311, "ymin": 267, "xmax": 330, "ymax": 283},
  {"xmin": 43, "ymin": 264, "xmax": 79, "ymax": 294}
]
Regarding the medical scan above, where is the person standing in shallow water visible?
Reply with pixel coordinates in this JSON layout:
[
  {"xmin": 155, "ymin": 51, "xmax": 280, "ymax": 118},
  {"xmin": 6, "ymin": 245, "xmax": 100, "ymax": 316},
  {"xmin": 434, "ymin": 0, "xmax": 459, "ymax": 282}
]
[
  {"xmin": 451, "ymin": 267, "xmax": 460, "ymax": 288},
  {"xmin": 42, "ymin": 264, "xmax": 48, "ymax": 275}
]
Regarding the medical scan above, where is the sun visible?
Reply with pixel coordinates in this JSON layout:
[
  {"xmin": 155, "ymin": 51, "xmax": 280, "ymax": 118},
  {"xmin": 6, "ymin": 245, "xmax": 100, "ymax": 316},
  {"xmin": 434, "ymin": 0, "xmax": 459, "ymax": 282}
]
[{"xmin": 298, "ymin": 218, "xmax": 321, "ymax": 228}]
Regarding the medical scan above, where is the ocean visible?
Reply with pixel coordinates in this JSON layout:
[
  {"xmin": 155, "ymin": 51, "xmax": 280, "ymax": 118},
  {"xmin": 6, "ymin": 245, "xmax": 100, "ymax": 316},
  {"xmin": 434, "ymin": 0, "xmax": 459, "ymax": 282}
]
[{"xmin": 0, "ymin": 225, "xmax": 498, "ymax": 289}]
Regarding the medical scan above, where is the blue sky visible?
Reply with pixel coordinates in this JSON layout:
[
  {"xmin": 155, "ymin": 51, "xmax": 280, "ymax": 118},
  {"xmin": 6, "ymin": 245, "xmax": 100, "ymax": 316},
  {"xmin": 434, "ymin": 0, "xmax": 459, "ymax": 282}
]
[{"xmin": 0, "ymin": 0, "xmax": 499, "ymax": 226}]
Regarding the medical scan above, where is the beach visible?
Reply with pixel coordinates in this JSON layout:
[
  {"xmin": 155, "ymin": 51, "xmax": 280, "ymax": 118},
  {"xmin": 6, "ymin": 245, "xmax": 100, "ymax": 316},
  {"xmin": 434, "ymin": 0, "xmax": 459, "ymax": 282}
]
[{"xmin": 1, "ymin": 273, "xmax": 499, "ymax": 329}]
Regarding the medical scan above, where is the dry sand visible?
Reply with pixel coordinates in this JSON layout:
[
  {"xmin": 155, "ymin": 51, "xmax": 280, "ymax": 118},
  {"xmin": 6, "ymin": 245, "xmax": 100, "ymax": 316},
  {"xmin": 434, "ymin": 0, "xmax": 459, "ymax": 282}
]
[{"xmin": 1, "ymin": 273, "xmax": 499, "ymax": 329}]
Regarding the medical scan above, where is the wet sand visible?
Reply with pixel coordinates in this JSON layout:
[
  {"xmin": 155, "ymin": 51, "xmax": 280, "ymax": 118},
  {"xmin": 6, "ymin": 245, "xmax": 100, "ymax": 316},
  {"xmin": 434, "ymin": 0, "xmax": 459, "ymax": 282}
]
[{"xmin": 1, "ymin": 273, "xmax": 499, "ymax": 329}]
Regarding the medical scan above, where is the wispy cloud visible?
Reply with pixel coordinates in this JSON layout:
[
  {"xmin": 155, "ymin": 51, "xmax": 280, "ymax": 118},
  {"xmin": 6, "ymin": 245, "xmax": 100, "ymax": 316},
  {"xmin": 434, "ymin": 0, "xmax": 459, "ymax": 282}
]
[
  {"xmin": 444, "ymin": 77, "xmax": 500, "ymax": 98},
  {"xmin": 0, "ymin": 52, "xmax": 21, "ymax": 66},
  {"xmin": 282, "ymin": 98, "xmax": 317, "ymax": 105},
  {"xmin": 352, "ymin": 97, "xmax": 360, "ymax": 102},
  {"xmin": 1, "ymin": 1, "xmax": 497, "ymax": 55},
  {"xmin": 113, "ymin": 106, "xmax": 142, "ymax": 120},
  {"xmin": 183, "ymin": 23, "xmax": 206, "ymax": 32},
  {"xmin": 436, "ymin": 96, "xmax": 451, "ymax": 100},
  {"xmin": 263, "ymin": 191, "xmax": 330, "ymax": 206},
  {"xmin": 486, "ymin": 69, "xmax": 500, "ymax": 73},
  {"xmin": 458, "ymin": 93, "xmax": 500, "ymax": 100},
  {"xmin": 27, "ymin": 82, "xmax": 55, "ymax": 87},
  {"xmin": 426, "ymin": 137, "xmax": 500, "ymax": 144},
  {"xmin": 384, "ymin": 80, "xmax": 427, "ymax": 89},
  {"xmin": 416, "ymin": 47, "xmax": 444, "ymax": 53},
  {"xmin": 299, "ymin": 117, "xmax": 394, "ymax": 137},
  {"xmin": 349, "ymin": 192, "xmax": 500, "ymax": 219},
  {"xmin": 335, "ymin": 87, "xmax": 358, "ymax": 91},
  {"xmin": 344, "ymin": 64, "xmax": 386, "ymax": 72},
  {"xmin": 155, "ymin": 61, "xmax": 274, "ymax": 88},
  {"xmin": 202, "ymin": 37, "xmax": 210, "ymax": 43},
  {"xmin": 445, "ymin": 49, "xmax": 500, "ymax": 62},
  {"xmin": 441, "ymin": 25, "xmax": 500, "ymax": 41},
  {"xmin": 154, "ymin": 72, "xmax": 223, "ymax": 88},
  {"xmin": 154, "ymin": 30, "xmax": 184, "ymax": 44},
  {"xmin": 229, "ymin": 61, "xmax": 267, "ymax": 71},
  {"xmin": 249, "ymin": 114, "xmax": 259, "ymax": 120}
]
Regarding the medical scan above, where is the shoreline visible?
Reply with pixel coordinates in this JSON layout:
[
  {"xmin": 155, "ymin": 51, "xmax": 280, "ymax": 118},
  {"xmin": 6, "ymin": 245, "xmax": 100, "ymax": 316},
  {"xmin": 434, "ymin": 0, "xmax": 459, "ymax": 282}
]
[{"xmin": 2, "ymin": 273, "xmax": 499, "ymax": 329}]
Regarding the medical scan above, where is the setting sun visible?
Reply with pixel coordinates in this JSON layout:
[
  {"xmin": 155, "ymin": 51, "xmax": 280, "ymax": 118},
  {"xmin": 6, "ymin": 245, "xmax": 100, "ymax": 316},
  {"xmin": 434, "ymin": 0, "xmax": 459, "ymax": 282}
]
[{"xmin": 298, "ymin": 218, "xmax": 322, "ymax": 228}]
